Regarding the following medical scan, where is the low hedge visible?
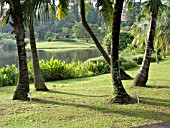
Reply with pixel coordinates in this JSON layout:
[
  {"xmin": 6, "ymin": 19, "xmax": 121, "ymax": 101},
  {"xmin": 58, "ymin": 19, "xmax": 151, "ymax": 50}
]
[
  {"xmin": 132, "ymin": 54, "xmax": 162, "ymax": 65},
  {"xmin": 85, "ymin": 56, "xmax": 138, "ymax": 71},
  {"xmin": 0, "ymin": 56, "xmax": 138, "ymax": 87}
]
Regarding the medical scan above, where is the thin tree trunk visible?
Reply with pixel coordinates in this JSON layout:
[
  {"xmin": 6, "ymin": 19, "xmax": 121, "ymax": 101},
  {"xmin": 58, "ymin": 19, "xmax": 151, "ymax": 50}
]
[
  {"xmin": 133, "ymin": 12, "xmax": 157, "ymax": 86},
  {"xmin": 29, "ymin": 17, "xmax": 48, "ymax": 91},
  {"xmin": 161, "ymin": 41, "xmax": 166, "ymax": 58},
  {"xmin": 165, "ymin": 43, "xmax": 169, "ymax": 56},
  {"xmin": 80, "ymin": 0, "xmax": 131, "ymax": 80},
  {"xmin": 13, "ymin": 20, "xmax": 29, "ymax": 100},
  {"xmin": 110, "ymin": 0, "xmax": 131, "ymax": 104},
  {"xmin": 156, "ymin": 51, "xmax": 159, "ymax": 63}
]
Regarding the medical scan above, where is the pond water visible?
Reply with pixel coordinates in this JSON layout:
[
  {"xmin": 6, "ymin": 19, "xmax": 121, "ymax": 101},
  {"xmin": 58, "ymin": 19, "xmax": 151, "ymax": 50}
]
[{"xmin": 0, "ymin": 48, "xmax": 101, "ymax": 68}]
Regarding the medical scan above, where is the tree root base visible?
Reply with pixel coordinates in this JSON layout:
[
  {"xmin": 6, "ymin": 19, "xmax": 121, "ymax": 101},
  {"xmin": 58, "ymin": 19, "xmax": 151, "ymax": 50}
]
[
  {"xmin": 110, "ymin": 96, "xmax": 136, "ymax": 104},
  {"xmin": 35, "ymin": 88, "xmax": 49, "ymax": 91}
]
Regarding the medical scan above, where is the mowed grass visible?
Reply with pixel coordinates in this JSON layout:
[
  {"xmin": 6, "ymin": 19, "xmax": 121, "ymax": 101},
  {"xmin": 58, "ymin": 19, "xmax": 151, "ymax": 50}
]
[
  {"xmin": 0, "ymin": 57, "xmax": 170, "ymax": 128},
  {"xmin": 26, "ymin": 40, "xmax": 95, "ymax": 50}
]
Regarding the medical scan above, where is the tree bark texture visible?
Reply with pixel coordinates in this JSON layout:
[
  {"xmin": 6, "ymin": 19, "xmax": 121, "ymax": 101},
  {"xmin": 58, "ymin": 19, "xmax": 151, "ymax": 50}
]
[
  {"xmin": 111, "ymin": 0, "xmax": 131, "ymax": 103},
  {"xmin": 29, "ymin": 17, "xmax": 48, "ymax": 91},
  {"xmin": 133, "ymin": 12, "xmax": 157, "ymax": 86},
  {"xmin": 80, "ymin": 0, "xmax": 131, "ymax": 80},
  {"xmin": 12, "ymin": 22, "xmax": 29, "ymax": 99},
  {"xmin": 156, "ymin": 51, "xmax": 159, "ymax": 63},
  {"xmin": 10, "ymin": 1, "xmax": 29, "ymax": 100}
]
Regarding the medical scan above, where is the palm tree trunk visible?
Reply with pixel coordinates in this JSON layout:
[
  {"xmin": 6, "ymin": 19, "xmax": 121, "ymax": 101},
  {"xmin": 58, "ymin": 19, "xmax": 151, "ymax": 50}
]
[
  {"xmin": 13, "ymin": 21, "xmax": 29, "ymax": 100},
  {"xmin": 80, "ymin": 0, "xmax": 131, "ymax": 80},
  {"xmin": 110, "ymin": 0, "xmax": 131, "ymax": 103},
  {"xmin": 133, "ymin": 12, "xmax": 157, "ymax": 86},
  {"xmin": 29, "ymin": 17, "xmax": 48, "ymax": 91}
]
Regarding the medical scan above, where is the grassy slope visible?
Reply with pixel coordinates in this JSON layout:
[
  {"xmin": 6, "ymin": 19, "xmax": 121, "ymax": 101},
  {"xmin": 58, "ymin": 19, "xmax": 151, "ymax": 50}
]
[{"xmin": 0, "ymin": 57, "xmax": 170, "ymax": 128}]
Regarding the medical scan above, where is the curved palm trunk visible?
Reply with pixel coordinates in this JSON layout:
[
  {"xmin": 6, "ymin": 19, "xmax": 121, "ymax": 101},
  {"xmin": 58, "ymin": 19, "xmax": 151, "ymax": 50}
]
[
  {"xmin": 111, "ymin": 0, "xmax": 131, "ymax": 103},
  {"xmin": 80, "ymin": 0, "xmax": 131, "ymax": 80},
  {"xmin": 29, "ymin": 17, "xmax": 48, "ymax": 91},
  {"xmin": 133, "ymin": 13, "xmax": 157, "ymax": 86},
  {"xmin": 11, "ymin": 4, "xmax": 29, "ymax": 100}
]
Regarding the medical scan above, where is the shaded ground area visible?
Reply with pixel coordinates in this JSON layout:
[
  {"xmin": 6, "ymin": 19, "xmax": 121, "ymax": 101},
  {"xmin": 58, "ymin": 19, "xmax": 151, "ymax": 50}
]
[{"xmin": 136, "ymin": 121, "xmax": 170, "ymax": 128}]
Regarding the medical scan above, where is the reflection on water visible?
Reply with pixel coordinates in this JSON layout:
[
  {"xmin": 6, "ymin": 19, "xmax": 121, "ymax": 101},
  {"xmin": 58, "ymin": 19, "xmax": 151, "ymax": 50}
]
[{"xmin": 0, "ymin": 48, "xmax": 101, "ymax": 68}]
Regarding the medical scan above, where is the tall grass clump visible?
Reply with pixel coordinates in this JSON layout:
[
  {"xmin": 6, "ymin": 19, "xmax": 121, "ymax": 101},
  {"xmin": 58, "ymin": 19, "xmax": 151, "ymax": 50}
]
[{"xmin": 27, "ymin": 57, "xmax": 112, "ymax": 83}]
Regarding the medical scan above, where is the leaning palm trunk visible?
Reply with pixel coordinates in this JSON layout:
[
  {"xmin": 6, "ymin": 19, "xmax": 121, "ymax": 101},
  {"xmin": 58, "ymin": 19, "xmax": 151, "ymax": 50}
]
[
  {"xmin": 110, "ymin": 0, "xmax": 131, "ymax": 103},
  {"xmin": 133, "ymin": 12, "xmax": 157, "ymax": 86},
  {"xmin": 80, "ymin": 0, "xmax": 131, "ymax": 80},
  {"xmin": 29, "ymin": 17, "xmax": 48, "ymax": 91},
  {"xmin": 12, "ymin": 2, "xmax": 29, "ymax": 100}
]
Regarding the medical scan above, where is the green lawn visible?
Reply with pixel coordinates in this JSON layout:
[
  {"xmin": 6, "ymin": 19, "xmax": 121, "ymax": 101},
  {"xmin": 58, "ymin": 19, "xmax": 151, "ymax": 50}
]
[
  {"xmin": 26, "ymin": 40, "xmax": 96, "ymax": 50},
  {"xmin": 0, "ymin": 57, "xmax": 170, "ymax": 128}
]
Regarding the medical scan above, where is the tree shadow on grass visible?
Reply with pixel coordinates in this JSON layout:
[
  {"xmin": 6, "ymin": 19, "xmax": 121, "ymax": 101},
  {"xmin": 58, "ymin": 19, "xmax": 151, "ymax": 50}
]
[
  {"xmin": 148, "ymin": 78, "xmax": 170, "ymax": 82},
  {"xmin": 47, "ymin": 77, "xmax": 93, "ymax": 85},
  {"xmin": 145, "ymin": 85, "xmax": 170, "ymax": 89},
  {"xmin": 48, "ymin": 90, "xmax": 109, "ymax": 98},
  {"xmin": 32, "ymin": 98, "xmax": 169, "ymax": 121},
  {"xmin": 140, "ymin": 97, "xmax": 170, "ymax": 108}
]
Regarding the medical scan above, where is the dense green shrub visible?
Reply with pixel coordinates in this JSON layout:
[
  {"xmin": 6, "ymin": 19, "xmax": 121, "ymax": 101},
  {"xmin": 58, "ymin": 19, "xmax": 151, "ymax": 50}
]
[
  {"xmin": 103, "ymin": 33, "xmax": 111, "ymax": 54},
  {"xmin": 119, "ymin": 56, "xmax": 138, "ymax": 70},
  {"xmin": 85, "ymin": 56, "xmax": 110, "ymax": 75},
  {"xmin": 103, "ymin": 31, "xmax": 134, "ymax": 54},
  {"xmin": 38, "ymin": 58, "xmax": 76, "ymax": 81},
  {"xmin": 120, "ymin": 44, "xmax": 142, "ymax": 57},
  {"xmin": 0, "ymin": 56, "xmax": 137, "ymax": 87},
  {"xmin": 86, "ymin": 56, "xmax": 137, "ymax": 72},
  {"xmin": 28, "ymin": 57, "xmax": 111, "ymax": 82},
  {"xmin": 131, "ymin": 54, "xmax": 144, "ymax": 65},
  {"xmin": 132, "ymin": 54, "xmax": 162, "ymax": 65},
  {"xmin": 44, "ymin": 32, "xmax": 54, "ymax": 41},
  {"xmin": 0, "ymin": 65, "xmax": 18, "ymax": 87},
  {"xmin": 120, "ymin": 61, "xmax": 138, "ymax": 70},
  {"xmin": 47, "ymin": 37, "xmax": 53, "ymax": 42}
]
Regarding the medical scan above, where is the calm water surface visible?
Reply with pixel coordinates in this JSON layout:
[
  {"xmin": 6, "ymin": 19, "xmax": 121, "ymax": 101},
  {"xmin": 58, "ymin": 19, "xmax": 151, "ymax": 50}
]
[{"xmin": 0, "ymin": 48, "xmax": 101, "ymax": 68}]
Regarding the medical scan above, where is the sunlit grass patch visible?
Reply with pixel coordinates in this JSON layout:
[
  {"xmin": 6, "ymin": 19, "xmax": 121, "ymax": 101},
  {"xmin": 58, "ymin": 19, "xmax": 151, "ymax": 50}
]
[{"xmin": 0, "ymin": 57, "xmax": 170, "ymax": 128}]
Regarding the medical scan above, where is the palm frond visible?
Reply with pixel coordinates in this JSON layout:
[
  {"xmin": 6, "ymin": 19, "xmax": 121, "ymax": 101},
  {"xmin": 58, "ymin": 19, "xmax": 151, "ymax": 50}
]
[
  {"xmin": 95, "ymin": 0, "xmax": 113, "ymax": 28},
  {"xmin": 56, "ymin": 0, "xmax": 69, "ymax": 20}
]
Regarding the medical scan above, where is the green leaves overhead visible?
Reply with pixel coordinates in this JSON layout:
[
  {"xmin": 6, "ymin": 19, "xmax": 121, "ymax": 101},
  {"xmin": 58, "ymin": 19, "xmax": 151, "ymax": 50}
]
[
  {"xmin": 22, "ymin": 0, "xmax": 55, "ymax": 22},
  {"xmin": 56, "ymin": 0, "xmax": 69, "ymax": 20},
  {"xmin": 142, "ymin": 0, "xmax": 163, "ymax": 16},
  {"xmin": 1, "ymin": 10, "xmax": 9, "ymax": 26},
  {"xmin": 95, "ymin": 0, "xmax": 114, "ymax": 28}
]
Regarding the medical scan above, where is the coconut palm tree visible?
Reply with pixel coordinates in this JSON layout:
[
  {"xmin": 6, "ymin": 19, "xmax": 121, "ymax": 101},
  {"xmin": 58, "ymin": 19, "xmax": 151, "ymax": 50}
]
[
  {"xmin": 110, "ymin": 0, "xmax": 131, "ymax": 103},
  {"xmin": 80, "ymin": 0, "xmax": 110, "ymax": 67},
  {"xmin": 79, "ymin": 0, "xmax": 131, "ymax": 80},
  {"xmin": 28, "ymin": 17, "xmax": 48, "ymax": 91},
  {"xmin": 0, "ymin": 0, "xmax": 30, "ymax": 100},
  {"xmin": 24, "ymin": 0, "xmax": 52, "ymax": 91},
  {"xmin": 0, "ymin": 0, "xmax": 52, "ymax": 99},
  {"xmin": 133, "ymin": 0, "xmax": 164, "ymax": 86}
]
